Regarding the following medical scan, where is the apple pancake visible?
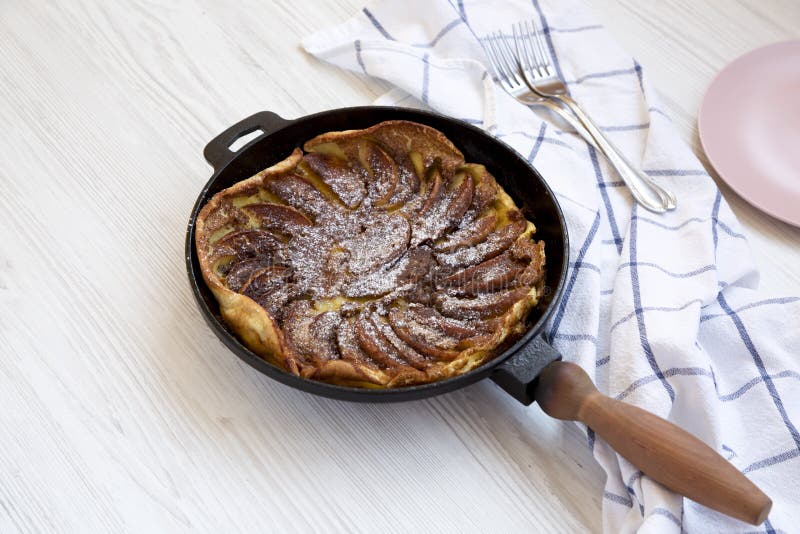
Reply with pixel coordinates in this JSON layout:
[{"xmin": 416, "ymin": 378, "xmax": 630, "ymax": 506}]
[{"xmin": 195, "ymin": 120, "xmax": 545, "ymax": 387}]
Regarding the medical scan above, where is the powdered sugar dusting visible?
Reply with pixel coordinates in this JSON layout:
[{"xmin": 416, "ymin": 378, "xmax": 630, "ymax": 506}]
[{"xmin": 202, "ymin": 124, "xmax": 545, "ymax": 383}]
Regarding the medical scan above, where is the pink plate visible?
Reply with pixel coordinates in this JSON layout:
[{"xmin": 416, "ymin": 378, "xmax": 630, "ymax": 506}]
[{"xmin": 699, "ymin": 40, "xmax": 800, "ymax": 227}]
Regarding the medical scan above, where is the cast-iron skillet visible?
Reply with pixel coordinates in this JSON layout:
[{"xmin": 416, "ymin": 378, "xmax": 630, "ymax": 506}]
[
  {"xmin": 185, "ymin": 107, "xmax": 771, "ymax": 525},
  {"xmin": 187, "ymin": 106, "xmax": 568, "ymax": 404}
]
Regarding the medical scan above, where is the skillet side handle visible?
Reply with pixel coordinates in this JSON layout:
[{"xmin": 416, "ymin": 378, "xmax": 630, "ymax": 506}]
[
  {"xmin": 204, "ymin": 111, "xmax": 290, "ymax": 172},
  {"xmin": 536, "ymin": 361, "xmax": 773, "ymax": 526},
  {"xmin": 490, "ymin": 335, "xmax": 561, "ymax": 405}
]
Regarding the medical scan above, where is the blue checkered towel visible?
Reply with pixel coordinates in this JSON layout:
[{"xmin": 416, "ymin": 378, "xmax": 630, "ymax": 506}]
[{"xmin": 303, "ymin": 1, "xmax": 800, "ymax": 531}]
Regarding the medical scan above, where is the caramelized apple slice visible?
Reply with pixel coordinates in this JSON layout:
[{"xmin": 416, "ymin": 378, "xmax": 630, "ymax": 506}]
[
  {"xmin": 383, "ymin": 163, "xmax": 420, "ymax": 208},
  {"xmin": 411, "ymin": 169, "xmax": 474, "ymax": 245},
  {"xmin": 341, "ymin": 213, "xmax": 410, "ymax": 275},
  {"xmin": 216, "ymin": 229, "xmax": 285, "ymax": 262},
  {"xmin": 284, "ymin": 301, "xmax": 341, "ymax": 364},
  {"xmin": 435, "ymin": 286, "xmax": 533, "ymax": 320},
  {"xmin": 240, "ymin": 265, "xmax": 289, "ymax": 295},
  {"xmin": 264, "ymin": 174, "xmax": 340, "ymax": 220},
  {"xmin": 418, "ymin": 166, "xmax": 444, "ymax": 215},
  {"xmin": 344, "ymin": 256, "xmax": 407, "ymax": 299},
  {"xmin": 256, "ymin": 287, "xmax": 297, "ymax": 322},
  {"xmin": 302, "ymin": 152, "xmax": 366, "ymax": 209},
  {"xmin": 401, "ymin": 304, "xmax": 494, "ymax": 350},
  {"xmin": 510, "ymin": 239, "xmax": 546, "ymax": 287},
  {"xmin": 387, "ymin": 307, "xmax": 460, "ymax": 360},
  {"xmin": 372, "ymin": 315, "xmax": 430, "ymax": 370},
  {"xmin": 464, "ymin": 164, "xmax": 500, "ymax": 215},
  {"xmin": 243, "ymin": 203, "xmax": 313, "ymax": 236},
  {"xmin": 404, "ymin": 303, "xmax": 491, "ymax": 339},
  {"xmin": 368, "ymin": 247, "xmax": 437, "ymax": 304},
  {"xmin": 355, "ymin": 313, "xmax": 407, "ymax": 369},
  {"xmin": 433, "ymin": 210, "xmax": 497, "ymax": 253},
  {"xmin": 365, "ymin": 121, "xmax": 464, "ymax": 175},
  {"xmin": 225, "ymin": 257, "xmax": 274, "ymax": 292},
  {"xmin": 361, "ymin": 142, "xmax": 400, "ymax": 206},
  {"xmin": 396, "ymin": 247, "xmax": 435, "ymax": 288},
  {"xmin": 240, "ymin": 267, "xmax": 295, "ymax": 320},
  {"xmin": 282, "ymin": 301, "xmax": 317, "ymax": 364},
  {"xmin": 399, "ymin": 155, "xmax": 450, "ymax": 213},
  {"xmin": 435, "ymin": 217, "xmax": 526, "ymax": 268},
  {"xmin": 344, "ymin": 246, "xmax": 433, "ymax": 299},
  {"xmin": 448, "ymin": 171, "xmax": 475, "ymax": 217},
  {"xmin": 336, "ymin": 317, "xmax": 379, "ymax": 369},
  {"xmin": 439, "ymin": 250, "xmax": 526, "ymax": 294},
  {"xmin": 309, "ymin": 311, "xmax": 343, "ymax": 359}
]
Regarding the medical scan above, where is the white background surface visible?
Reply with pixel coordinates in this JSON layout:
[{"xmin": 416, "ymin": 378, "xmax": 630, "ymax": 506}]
[{"xmin": 0, "ymin": 1, "xmax": 798, "ymax": 532}]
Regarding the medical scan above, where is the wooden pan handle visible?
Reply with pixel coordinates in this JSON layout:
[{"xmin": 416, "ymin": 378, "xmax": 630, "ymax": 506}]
[{"xmin": 535, "ymin": 361, "xmax": 772, "ymax": 525}]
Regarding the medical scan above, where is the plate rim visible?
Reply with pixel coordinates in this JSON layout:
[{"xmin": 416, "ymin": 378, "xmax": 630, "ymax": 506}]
[{"xmin": 698, "ymin": 39, "xmax": 800, "ymax": 228}]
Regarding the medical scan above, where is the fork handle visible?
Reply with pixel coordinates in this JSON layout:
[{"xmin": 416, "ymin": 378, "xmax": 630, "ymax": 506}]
[
  {"xmin": 533, "ymin": 99, "xmax": 598, "ymax": 148},
  {"xmin": 554, "ymin": 95, "xmax": 676, "ymax": 213}
]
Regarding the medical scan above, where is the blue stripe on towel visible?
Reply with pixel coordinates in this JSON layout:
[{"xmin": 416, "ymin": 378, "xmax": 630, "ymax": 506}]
[
  {"xmin": 718, "ymin": 370, "xmax": 800, "ymax": 402},
  {"xmin": 601, "ymin": 122, "xmax": 650, "ymax": 132},
  {"xmin": 610, "ymin": 300, "xmax": 703, "ymax": 332},
  {"xmin": 629, "ymin": 205, "xmax": 676, "ymax": 401},
  {"xmin": 411, "ymin": 19, "xmax": 462, "ymax": 48},
  {"xmin": 743, "ymin": 448, "xmax": 800, "ymax": 474},
  {"xmin": 363, "ymin": 8, "xmax": 395, "ymax": 40},
  {"xmin": 354, "ymin": 40, "xmax": 366, "ymax": 74},
  {"xmin": 567, "ymin": 66, "xmax": 638, "ymax": 85},
  {"xmin": 717, "ymin": 292, "xmax": 800, "ymax": 450},
  {"xmin": 604, "ymin": 491, "xmax": 633, "ymax": 507},
  {"xmin": 527, "ymin": 122, "xmax": 547, "ymax": 162},
  {"xmin": 644, "ymin": 169, "xmax": 707, "ymax": 176},
  {"xmin": 588, "ymin": 145, "xmax": 623, "ymax": 254},
  {"xmin": 548, "ymin": 213, "xmax": 601, "ymax": 341},
  {"xmin": 531, "ymin": 0, "xmax": 566, "ymax": 83},
  {"xmin": 700, "ymin": 297, "xmax": 800, "ymax": 322},
  {"xmin": 456, "ymin": 0, "xmax": 467, "ymax": 23},
  {"xmin": 549, "ymin": 24, "xmax": 603, "ymax": 33},
  {"xmin": 652, "ymin": 508, "xmax": 681, "ymax": 527},
  {"xmin": 618, "ymin": 262, "xmax": 716, "ymax": 278},
  {"xmin": 633, "ymin": 60, "xmax": 644, "ymax": 93}
]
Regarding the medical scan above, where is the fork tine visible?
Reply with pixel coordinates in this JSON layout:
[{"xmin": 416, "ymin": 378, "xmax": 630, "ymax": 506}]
[
  {"xmin": 489, "ymin": 32, "xmax": 515, "ymax": 85},
  {"xmin": 531, "ymin": 19, "xmax": 552, "ymax": 76},
  {"xmin": 521, "ymin": 20, "xmax": 539, "ymax": 74},
  {"xmin": 512, "ymin": 23, "xmax": 527, "ymax": 75},
  {"xmin": 511, "ymin": 24, "xmax": 522, "ymax": 72},
  {"xmin": 481, "ymin": 37, "xmax": 497, "ymax": 75},
  {"xmin": 489, "ymin": 32, "xmax": 510, "ymax": 83},
  {"xmin": 482, "ymin": 21, "xmax": 555, "ymax": 89},
  {"xmin": 483, "ymin": 35, "xmax": 507, "ymax": 83},
  {"xmin": 523, "ymin": 20, "xmax": 542, "ymax": 76},
  {"xmin": 484, "ymin": 35, "xmax": 512, "ymax": 87},
  {"xmin": 495, "ymin": 31, "xmax": 523, "ymax": 85},
  {"xmin": 516, "ymin": 21, "xmax": 537, "ymax": 77},
  {"xmin": 484, "ymin": 22, "xmax": 676, "ymax": 212}
]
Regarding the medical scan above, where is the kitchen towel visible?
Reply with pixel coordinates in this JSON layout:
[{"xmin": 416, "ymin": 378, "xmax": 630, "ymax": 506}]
[{"xmin": 302, "ymin": 0, "xmax": 800, "ymax": 531}]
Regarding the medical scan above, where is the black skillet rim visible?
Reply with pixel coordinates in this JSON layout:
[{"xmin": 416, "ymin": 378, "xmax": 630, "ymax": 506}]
[{"xmin": 185, "ymin": 106, "xmax": 569, "ymax": 402}]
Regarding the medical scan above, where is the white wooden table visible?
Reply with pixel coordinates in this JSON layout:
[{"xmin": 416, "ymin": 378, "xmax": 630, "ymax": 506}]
[{"xmin": 0, "ymin": 1, "xmax": 797, "ymax": 532}]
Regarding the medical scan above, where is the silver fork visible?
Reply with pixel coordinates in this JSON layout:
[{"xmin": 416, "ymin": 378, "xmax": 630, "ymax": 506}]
[{"xmin": 482, "ymin": 21, "xmax": 677, "ymax": 213}]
